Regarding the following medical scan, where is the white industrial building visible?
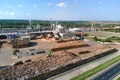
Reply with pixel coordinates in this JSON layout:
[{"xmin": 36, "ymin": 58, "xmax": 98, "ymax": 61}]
[
  {"xmin": 56, "ymin": 24, "xmax": 65, "ymax": 33},
  {"xmin": 69, "ymin": 28, "xmax": 82, "ymax": 32}
]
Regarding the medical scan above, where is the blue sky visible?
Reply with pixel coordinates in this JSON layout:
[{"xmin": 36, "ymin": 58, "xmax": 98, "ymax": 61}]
[{"xmin": 0, "ymin": 0, "xmax": 120, "ymax": 21}]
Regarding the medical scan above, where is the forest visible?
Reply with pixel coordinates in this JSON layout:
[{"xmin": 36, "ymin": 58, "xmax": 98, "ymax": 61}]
[{"xmin": 0, "ymin": 20, "xmax": 120, "ymax": 29}]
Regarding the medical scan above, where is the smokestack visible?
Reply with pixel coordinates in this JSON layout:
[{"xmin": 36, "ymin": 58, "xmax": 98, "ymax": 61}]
[
  {"xmin": 29, "ymin": 19, "xmax": 32, "ymax": 28},
  {"xmin": 50, "ymin": 18, "xmax": 52, "ymax": 30}
]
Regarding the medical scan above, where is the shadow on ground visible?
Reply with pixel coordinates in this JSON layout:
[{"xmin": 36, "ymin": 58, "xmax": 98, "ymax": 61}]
[
  {"xmin": 0, "ymin": 42, "xmax": 3, "ymax": 48},
  {"xmin": 29, "ymin": 42, "xmax": 38, "ymax": 47}
]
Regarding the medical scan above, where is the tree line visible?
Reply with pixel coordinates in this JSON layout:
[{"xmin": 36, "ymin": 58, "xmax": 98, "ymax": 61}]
[{"xmin": 0, "ymin": 20, "xmax": 120, "ymax": 29}]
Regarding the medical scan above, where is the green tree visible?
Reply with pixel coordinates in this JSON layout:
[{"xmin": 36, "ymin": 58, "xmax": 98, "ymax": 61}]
[
  {"xmin": 93, "ymin": 36, "xmax": 98, "ymax": 42},
  {"xmin": 47, "ymin": 50, "xmax": 52, "ymax": 57},
  {"xmin": 13, "ymin": 49, "xmax": 19, "ymax": 56}
]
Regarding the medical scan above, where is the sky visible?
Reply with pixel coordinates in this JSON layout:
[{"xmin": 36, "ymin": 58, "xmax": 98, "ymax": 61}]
[{"xmin": 0, "ymin": 0, "xmax": 120, "ymax": 21}]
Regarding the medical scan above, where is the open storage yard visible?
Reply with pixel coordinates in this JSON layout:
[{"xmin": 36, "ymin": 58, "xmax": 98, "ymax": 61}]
[{"xmin": 0, "ymin": 38, "xmax": 117, "ymax": 80}]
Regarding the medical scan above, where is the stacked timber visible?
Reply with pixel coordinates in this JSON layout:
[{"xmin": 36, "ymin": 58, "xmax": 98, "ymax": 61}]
[
  {"xmin": 11, "ymin": 38, "xmax": 29, "ymax": 48},
  {"xmin": 0, "ymin": 51, "xmax": 77, "ymax": 80},
  {"xmin": 0, "ymin": 48, "xmax": 117, "ymax": 80},
  {"xmin": 51, "ymin": 41, "xmax": 89, "ymax": 51},
  {"xmin": 75, "ymin": 32, "xmax": 88, "ymax": 36}
]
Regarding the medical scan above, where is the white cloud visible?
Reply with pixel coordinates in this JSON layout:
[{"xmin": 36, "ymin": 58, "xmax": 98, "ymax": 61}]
[
  {"xmin": 18, "ymin": 4, "xmax": 23, "ymax": 7},
  {"xmin": 0, "ymin": 11, "xmax": 3, "ymax": 17},
  {"xmin": 56, "ymin": 2, "xmax": 66, "ymax": 8},
  {"xmin": 28, "ymin": 12, "xmax": 32, "ymax": 16},
  {"xmin": 10, "ymin": 12, "xmax": 15, "ymax": 16},
  {"xmin": 33, "ymin": 4, "xmax": 36, "ymax": 8},
  {"xmin": 0, "ymin": 11, "xmax": 3, "ymax": 14},
  {"xmin": 47, "ymin": 2, "xmax": 52, "ymax": 6},
  {"xmin": 5, "ymin": 11, "xmax": 9, "ymax": 15},
  {"xmin": 4, "ymin": 11, "xmax": 15, "ymax": 16},
  {"xmin": 48, "ymin": 3, "xmax": 51, "ymax": 6}
]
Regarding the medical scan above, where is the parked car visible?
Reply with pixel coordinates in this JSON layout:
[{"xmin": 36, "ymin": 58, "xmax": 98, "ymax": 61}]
[{"xmin": 36, "ymin": 51, "xmax": 46, "ymax": 54}]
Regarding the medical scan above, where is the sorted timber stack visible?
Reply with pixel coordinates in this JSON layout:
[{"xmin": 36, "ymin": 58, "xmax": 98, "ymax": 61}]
[
  {"xmin": 75, "ymin": 32, "xmax": 88, "ymax": 36},
  {"xmin": 11, "ymin": 38, "xmax": 29, "ymax": 48},
  {"xmin": 56, "ymin": 38, "xmax": 76, "ymax": 43},
  {"xmin": 51, "ymin": 41, "xmax": 89, "ymax": 51}
]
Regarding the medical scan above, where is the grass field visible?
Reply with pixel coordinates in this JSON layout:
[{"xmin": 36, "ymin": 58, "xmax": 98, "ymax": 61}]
[
  {"xmin": 71, "ymin": 55, "xmax": 120, "ymax": 80},
  {"xmin": 117, "ymin": 77, "xmax": 120, "ymax": 80}
]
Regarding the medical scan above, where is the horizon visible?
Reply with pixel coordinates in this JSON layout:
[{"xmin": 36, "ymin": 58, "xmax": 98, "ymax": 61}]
[
  {"xmin": 1, "ymin": 19, "xmax": 120, "ymax": 22},
  {"xmin": 0, "ymin": 0, "xmax": 120, "ymax": 21}
]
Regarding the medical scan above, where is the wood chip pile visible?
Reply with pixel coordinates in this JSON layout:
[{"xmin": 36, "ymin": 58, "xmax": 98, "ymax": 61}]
[{"xmin": 0, "ymin": 51, "xmax": 77, "ymax": 80}]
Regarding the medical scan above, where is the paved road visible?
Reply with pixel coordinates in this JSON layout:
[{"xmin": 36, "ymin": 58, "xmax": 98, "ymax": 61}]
[
  {"xmin": 91, "ymin": 62, "xmax": 120, "ymax": 80},
  {"xmin": 48, "ymin": 49, "xmax": 120, "ymax": 80}
]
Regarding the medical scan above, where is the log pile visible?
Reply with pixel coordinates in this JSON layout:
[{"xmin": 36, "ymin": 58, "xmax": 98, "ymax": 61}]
[
  {"xmin": 0, "ymin": 48, "xmax": 117, "ymax": 80},
  {"xmin": 75, "ymin": 32, "xmax": 88, "ymax": 36},
  {"xmin": 51, "ymin": 41, "xmax": 89, "ymax": 51},
  {"xmin": 0, "ymin": 51, "xmax": 77, "ymax": 80},
  {"xmin": 11, "ymin": 38, "xmax": 29, "ymax": 48}
]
